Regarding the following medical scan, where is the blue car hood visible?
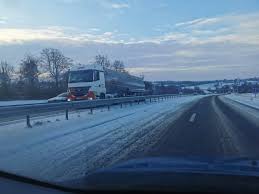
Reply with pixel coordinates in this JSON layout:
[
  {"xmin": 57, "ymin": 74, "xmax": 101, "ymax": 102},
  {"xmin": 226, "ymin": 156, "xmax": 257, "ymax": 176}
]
[{"xmin": 100, "ymin": 156, "xmax": 259, "ymax": 177}]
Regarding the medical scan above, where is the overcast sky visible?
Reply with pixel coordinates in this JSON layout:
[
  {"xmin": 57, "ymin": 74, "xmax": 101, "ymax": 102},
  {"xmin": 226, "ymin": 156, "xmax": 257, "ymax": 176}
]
[{"xmin": 0, "ymin": 0, "xmax": 259, "ymax": 81}]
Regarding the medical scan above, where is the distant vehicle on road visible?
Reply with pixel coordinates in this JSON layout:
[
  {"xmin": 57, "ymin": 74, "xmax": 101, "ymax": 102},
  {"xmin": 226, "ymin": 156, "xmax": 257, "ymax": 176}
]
[
  {"xmin": 67, "ymin": 64, "xmax": 146, "ymax": 101},
  {"xmin": 47, "ymin": 92, "xmax": 68, "ymax": 103}
]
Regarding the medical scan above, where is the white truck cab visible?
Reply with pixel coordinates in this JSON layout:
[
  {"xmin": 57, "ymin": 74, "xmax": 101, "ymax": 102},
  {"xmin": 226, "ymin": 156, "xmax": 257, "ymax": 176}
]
[
  {"xmin": 68, "ymin": 64, "xmax": 146, "ymax": 100},
  {"xmin": 68, "ymin": 64, "xmax": 106, "ymax": 100}
]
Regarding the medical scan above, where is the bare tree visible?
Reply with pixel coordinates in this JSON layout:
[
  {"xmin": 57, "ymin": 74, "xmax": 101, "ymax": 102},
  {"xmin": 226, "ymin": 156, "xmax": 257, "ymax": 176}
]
[
  {"xmin": 94, "ymin": 55, "xmax": 110, "ymax": 68},
  {"xmin": 41, "ymin": 48, "xmax": 72, "ymax": 92},
  {"xmin": 113, "ymin": 60, "xmax": 125, "ymax": 72},
  {"xmin": 0, "ymin": 61, "xmax": 13, "ymax": 81},
  {"xmin": 0, "ymin": 61, "xmax": 14, "ymax": 98},
  {"xmin": 19, "ymin": 55, "xmax": 40, "ymax": 97}
]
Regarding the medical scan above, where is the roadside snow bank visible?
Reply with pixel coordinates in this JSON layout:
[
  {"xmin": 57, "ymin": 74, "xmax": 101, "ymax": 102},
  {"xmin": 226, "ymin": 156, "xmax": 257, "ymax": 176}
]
[
  {"xmin": 219, "ymin": 95, "xmax": 259, "ymax": 129},
  {"xmin": 0, "ymin": 100, "xmax": 47, "ymax": 107},
  {"xmin": 224, "ymin": 93, "xmax": 259, "ymax": 110}
]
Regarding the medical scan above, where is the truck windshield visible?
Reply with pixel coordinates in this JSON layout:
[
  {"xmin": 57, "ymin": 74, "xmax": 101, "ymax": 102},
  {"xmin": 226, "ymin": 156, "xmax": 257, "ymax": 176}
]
[{"xmin": 69, "ymin": 70, "xmax": 93, "ymax": 83}]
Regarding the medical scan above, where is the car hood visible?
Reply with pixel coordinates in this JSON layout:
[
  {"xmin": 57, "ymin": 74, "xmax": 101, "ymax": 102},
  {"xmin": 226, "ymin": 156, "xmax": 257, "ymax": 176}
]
[
  {"xmin": 87, "ymin": 156, "xmax": 259, "ymax": 177},
  {"xmin": 63, "ymin": 156, "xmax": 259, "ymax": 191}
]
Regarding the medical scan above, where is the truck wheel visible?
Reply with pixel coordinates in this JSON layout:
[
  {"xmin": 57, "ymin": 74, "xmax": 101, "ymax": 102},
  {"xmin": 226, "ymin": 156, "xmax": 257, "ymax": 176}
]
[{"xmin": 100, "ymin": 93, "xmax": 105, "ymax": 99}]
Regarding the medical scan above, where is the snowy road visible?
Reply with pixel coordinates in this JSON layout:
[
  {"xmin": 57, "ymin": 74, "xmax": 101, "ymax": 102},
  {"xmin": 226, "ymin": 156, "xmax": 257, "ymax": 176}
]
[
  {"xmin": 0, "ymin": 95, "xmax": 203, "ymax": 183},
  {"xmin": 145, "ymin": 95, "xmax": 259, "ymax": 159}
]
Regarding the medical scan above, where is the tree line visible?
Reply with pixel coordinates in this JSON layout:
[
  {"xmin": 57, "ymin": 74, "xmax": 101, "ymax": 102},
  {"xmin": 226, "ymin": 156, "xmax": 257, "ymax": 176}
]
[{"xmin": 0, "ymin": 49, "xmax": 127, "ymax": 100}]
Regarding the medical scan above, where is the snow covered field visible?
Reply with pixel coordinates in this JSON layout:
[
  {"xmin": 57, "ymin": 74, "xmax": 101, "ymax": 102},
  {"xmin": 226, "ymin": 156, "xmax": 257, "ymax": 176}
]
[
  {"xmin": 0, "ymin": 100, "xmax": 47, "ymax": 107},
  {"xmin": 225, "ymin": 93, "xmax": 259, "ymax": 109},
  {"xmin": 186, "ymin": 83, "xmax": 216, "ymax": 90},
  {"xmin": 185, "ymin": 82, "xmax": 234, "ymax": 91},
  {"xmin": 0, "ymin": 95, "xmax": 203, "ymax": 183}
]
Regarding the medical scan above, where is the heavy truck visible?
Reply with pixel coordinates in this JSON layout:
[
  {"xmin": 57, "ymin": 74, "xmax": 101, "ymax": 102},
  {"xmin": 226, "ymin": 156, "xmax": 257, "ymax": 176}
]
[{"xmin": 67, "ymin": 64, "xmax": 148, "ymax": 100}]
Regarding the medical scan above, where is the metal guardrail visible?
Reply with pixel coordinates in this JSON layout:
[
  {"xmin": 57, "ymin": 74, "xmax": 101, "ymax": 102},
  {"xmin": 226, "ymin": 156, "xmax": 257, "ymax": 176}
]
[{"xmin": 0, "ymin": 94, "xmax": 192, "ymax": 127}]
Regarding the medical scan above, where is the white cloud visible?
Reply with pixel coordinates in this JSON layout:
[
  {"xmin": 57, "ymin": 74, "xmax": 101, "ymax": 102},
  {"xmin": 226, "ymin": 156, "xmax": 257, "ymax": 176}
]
[
  {"xmin": 0, "ymin": 27, "xmax": 122, "ymax": 45},
  {"xmin": 103, "ymin": 31, "xmax": 113, "ymax": 36},
  {"xmin": 159, "ymin": 13, "xmax": 259, "ymax": 45},
  {"xmin": 97, "ymin": 1, "xmax": 130, "ymax": 10},
  {"xmin": 88, "ymin": 28, "xmax": 101, "ymax": 32},
  {"xmin": 111, "ymin": 3, "xmax": 129, "ymax": 9},
  {"xmin": 175, "ymin": 17, "xmax": 220, "ymax": 28},
  {"xmin": 1, "ymin": 13, "xmax": 259, "ymax": 47}
]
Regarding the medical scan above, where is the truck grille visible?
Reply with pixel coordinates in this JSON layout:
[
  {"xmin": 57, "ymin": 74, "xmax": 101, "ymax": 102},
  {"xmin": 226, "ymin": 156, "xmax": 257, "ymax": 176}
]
[{"xmin": 69, "ymin": 87, "xmax": 91, "ymax": 97}]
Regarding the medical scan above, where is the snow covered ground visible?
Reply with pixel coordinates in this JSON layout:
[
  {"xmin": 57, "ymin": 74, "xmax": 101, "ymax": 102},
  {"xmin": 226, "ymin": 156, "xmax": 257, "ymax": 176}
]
[
  {"xmin": 225, "ymin": 93, "xmax": 259, "ymax": 109},
  {"xmin": 0, "ymin": 95, "xmax": 203, "ymax": 183},
  {"xmin": 185, "ymin": 82, "xmax": 234, "ymax": 91},
  {"xmin": 0, "ymin": 100, "xmax": 47, "ymax": 107},
  {"xmin": 184, "ymin": 83, "xmax": 216, "ymax": 90}
]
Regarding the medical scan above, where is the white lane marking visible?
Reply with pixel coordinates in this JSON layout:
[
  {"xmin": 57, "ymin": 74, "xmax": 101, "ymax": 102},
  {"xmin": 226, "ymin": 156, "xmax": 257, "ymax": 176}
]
[{"xmin": 189, "ymin": 113, "xmax": 197, "ymax": 122}]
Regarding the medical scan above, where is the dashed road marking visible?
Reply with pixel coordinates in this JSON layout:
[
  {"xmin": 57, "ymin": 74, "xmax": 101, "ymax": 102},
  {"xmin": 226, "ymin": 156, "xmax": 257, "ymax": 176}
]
[{"xmin": 189, "ymin": 113, "xmax": 197, "ymax": 122}]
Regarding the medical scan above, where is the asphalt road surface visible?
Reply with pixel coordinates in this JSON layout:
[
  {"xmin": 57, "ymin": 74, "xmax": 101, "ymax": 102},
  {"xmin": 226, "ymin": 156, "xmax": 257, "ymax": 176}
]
[{"xmin": 146, "ymin": 95, "xmax": 259, "ymax": 158}]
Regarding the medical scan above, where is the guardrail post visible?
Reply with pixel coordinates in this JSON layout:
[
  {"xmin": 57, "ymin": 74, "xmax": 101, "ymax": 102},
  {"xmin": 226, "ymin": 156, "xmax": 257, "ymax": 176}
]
[
  {"xmin": 90, "ymin": 108, "xmax": 93, "ymax": 114},
  {"xmin": 120, "ymin": 103, "xmax": 123, "ymax": 108},
  {"xmin": 108, "ymin": 105, "xmax": 110, "ymax": 111},
  {"xmin": 130, "ymin": 102, "xmax": 132, "ymax": 106},
  {"xmin": 150, "ymin": 98, "xmax": 152, "ymax": 103},
  {"xmin": 26, "ymin": 115, "xmax": 32, "ymax": 128},
  {"xmin": 138, "ymin": 100, "xmax": 140, "ymax": 104},
  {"xmin": 65, "ymin": 109, "xmax": 68, "ymax": 120}
]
